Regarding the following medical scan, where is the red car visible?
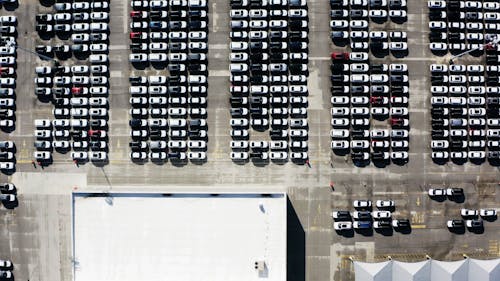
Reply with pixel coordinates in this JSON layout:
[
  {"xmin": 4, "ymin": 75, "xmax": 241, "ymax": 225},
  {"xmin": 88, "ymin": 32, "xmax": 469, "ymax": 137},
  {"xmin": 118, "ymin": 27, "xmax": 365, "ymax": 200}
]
[
  {"xmin": 130, "ymin": 11, "xmax": 147, "ymax": 19},
  {"xmin": 0, "ymin": 67, "xmax": 13, "ymax": 76},
  {"xmin": 88, "ymin": 130, "xmax": 107, "ymax": 138},
  {"xmin": 129, "ymin": 32, "xmax": 146, "ymax": 40},
  {"xmin": 370, "ymin": 96, "xmax": 388, "ymax": 105},
  {"xmin": 391, "ymin": 118, "xmax": 408, "ymax": 127},
  {"xmin": 71, "ymin": 87, "xmax": 82, "ymax": 95},
  {"xmin": 331, "ymin": 52, "xmax": 349, "ymax": 61}
]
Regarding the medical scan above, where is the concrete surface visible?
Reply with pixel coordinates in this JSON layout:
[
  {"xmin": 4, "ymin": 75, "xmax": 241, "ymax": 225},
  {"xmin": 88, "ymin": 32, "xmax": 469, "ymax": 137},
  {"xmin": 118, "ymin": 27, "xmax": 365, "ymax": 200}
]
[{"xmin": 0, "ymin": 1, "xmax": 498, "ymax": 281}]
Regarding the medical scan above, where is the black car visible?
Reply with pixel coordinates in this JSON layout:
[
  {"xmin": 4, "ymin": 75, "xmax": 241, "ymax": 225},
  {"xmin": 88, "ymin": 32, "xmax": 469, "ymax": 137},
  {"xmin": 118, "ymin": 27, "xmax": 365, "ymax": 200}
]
[
  {"xmin": 188, "ymin": 64, "xmax": 206, "ymax": 74},
  {"xmin": 488, "ymin": 151, "xmax": 500, "ymax": 160},
  {"xmin": 370, "ymin": 42, "xmax": 386, "ymax": 50},
  {"xmin": 290, "ymin": 20, "xmax": 307, "ymax": 30},
  {"xmin": 431, "ymin": 129, "xmax": 447, "ymax": 138},
  {"xmin": 450, "ymin": 140, "xmax": 466, "ymax": 150},
  {"xmin": 448, "ymin": 33, "xmax": 463, "ymax": 42},
  {"xmin": 129, "ymin": 76, "xmax": 146, "ymax": 85},
  {"xmin": 169, "ymin": 10, "xmax": 186, "ymax": 18},
  {"xmin": 330, "ymin": 0, "xmax": 345, "ymax": 8},
  {"xmin": 130, "ymin": 43, "xmax": 146, "ymax": 52},
  {"xmin": 289, "ymin": 41, "xmax": 305, "ymax": 51},
  {"xmin": 431, "ymin": 107, "xmax": 447, "ymax": 117},
  {"xmin": 189, "ymin": 10, "xmax": 205, "ymax": 18},
  {"xmin": 250, "ymin": 152, "xmax": 266, "ymax": 159},
  {"xmin": 450, "ymin": 108, "xmax": 466, "ymax": 117},
  {"xmin": 372, "ymin": 151, "xmax": 388, "ymax": 161},
  {"xmin": 448, "ymin": 1, "xmax": 462, "ymax": 10},
  {"xmin": 188, "ymin": 53, "xmax": 206, "ymax": 62},
  {"xmin": 36, "ymin": 24, "xmax": 51, "ymax": 32},
  {"xmin": 429, "ymin": 11, "xmax": 445, "ymax": 21},
  {"xmin": 331, "ymin": 63, "xmax": 347, "ymax": 73},
  {"xmin": 168, "ymin": 64, "xmax": 186, "ymax": 73},
  {"xmin": 168, "ymin": 42, "xmax": 185, "ymax": 51},
  {"xmin": 90, "ymin": 33, "xmax": 107, "ymax": 42},
  {"xmin": 370, "ymin": 0, "xmax": 385, "ymax": 8},
  {"xmin": 447, "ymin": 188, "xmax": 463, "ymax": 197},
  {"xmin": 129, "ymin": 119, "xmax": 145, "ymax": 128},
  {"xmin": 466, "ymin": 12, "xmax": 481, "ymax": 20},
  {"xmin": 431, "ymin": 118, "xmax": 446, "ymax": 128},
  {"xmin": 351, "ymin": 152, "xmax": 368, "ymax": 161},
  {"xmin": 189, "ymin": 21, "xmax": 206, "ymax": 30},
  {"xmin": 487, "ymin": 97, "xmax": 500, "ymax": 106},
  {"xmin": 447, "ymin": 12, "xmax": 463, "ymax": 21},
  {"xmin": 350, "ymin": 10, "xmax": 365, "ymax": 18},
  {"xmin": 36, "ymin": 14, "xmax": 53, "ymax": 23},
  {"xmin": 250, "ymin": 42, "xmax": 266, "ymax": 52},
  {"xmin": 351, "ymin": 129, "xmax": 368, "ymax": 139},
  {"xmin": 249, "ymin": 53, "xmax": 267, "ymax": 61},
  {"xmin": 331, "ymin": 10, "xmax": 347, "ymax": 18},
  {"xmin": 130, "ymin": 141, "xmax": 147, "ymax": 150},
  {"xmin": 354, "ymin": 211, "xmax": 371, "ymax": 220},
  {"xmin": 389, "ymin": 0, "xmax": 405, "ymax": 8},
  {"xmin": 270, "ymin": 129, "xmax": 287, "ymax": 139},
  {"xmin": 370, "ymin": 64, "xmax": 387, "ymax": 73},
  {"xmin": 168, "ymin": 152, "xmax": 184, "ymax": 159},
  {"xmin": 168, "ymin": 21, "xmax": 185, "ymax": 30}
]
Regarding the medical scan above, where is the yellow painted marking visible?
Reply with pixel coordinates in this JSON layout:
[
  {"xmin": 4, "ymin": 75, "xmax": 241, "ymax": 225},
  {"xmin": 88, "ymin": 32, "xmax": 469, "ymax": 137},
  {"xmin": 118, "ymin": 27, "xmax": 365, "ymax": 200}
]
[
  {"xmin": 411, "ymin": 224, "xmax": 426, "ymax": 229},
  {"xmin": 489, "ymin": 240, "xmax": 498, "ymax": 255},
  {"xmin": 416, "ymin": 196, "xmax": 420, "ymax": 207}
]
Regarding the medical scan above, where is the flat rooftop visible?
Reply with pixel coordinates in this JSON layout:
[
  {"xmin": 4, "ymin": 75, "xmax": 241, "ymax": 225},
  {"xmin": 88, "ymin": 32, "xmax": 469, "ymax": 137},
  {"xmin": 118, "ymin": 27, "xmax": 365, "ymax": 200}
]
[{"xmin": 72, "ymin": 193, "xmax": 287, "ymax": 281}]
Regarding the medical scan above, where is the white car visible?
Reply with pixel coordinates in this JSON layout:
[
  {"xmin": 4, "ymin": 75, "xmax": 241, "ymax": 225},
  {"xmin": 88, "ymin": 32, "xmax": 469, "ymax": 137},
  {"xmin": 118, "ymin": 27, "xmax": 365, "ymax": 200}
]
[
  {"xmin": 461, "ymin": 209, "xmax": 478, "ymax": 217},
  {"xmin": 372, "ymin": 211, "xmax": 391, "ymax": 219}
]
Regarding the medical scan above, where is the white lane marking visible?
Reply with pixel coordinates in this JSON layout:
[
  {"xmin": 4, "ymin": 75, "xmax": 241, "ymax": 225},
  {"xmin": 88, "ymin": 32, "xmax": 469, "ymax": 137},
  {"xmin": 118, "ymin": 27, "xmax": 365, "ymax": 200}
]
[
  {"xmin": 209, "ymin": 44, "xmax": 228, "ymax": 50},
  {"xmin": 109, "ymin": 45, "xmax": 128, "ymax": 50},
  {"xmin": 208, "ymin": 70, "xmax": 229, "ymax": 77}
]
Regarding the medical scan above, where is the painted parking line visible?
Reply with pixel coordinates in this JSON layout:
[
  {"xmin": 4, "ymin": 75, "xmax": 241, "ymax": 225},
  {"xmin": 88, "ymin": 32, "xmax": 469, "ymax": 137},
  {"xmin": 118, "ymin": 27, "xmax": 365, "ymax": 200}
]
[
  {"xmin": 209, "ymin": 44, "xmax": 228, "ymax": 50},
  {"xmin": 411, "ymin": 224, "xmax": 426, "ymax": 229}
]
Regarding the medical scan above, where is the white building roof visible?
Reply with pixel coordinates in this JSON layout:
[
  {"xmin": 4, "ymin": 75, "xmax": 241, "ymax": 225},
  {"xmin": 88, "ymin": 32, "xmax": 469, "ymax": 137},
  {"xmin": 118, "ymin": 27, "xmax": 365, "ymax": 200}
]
[
  {"xmin": 392, "ymin": 260, "xmax": 431, "ymax": 281},
  {"xmin": 73, "ymin": 193, "xmax": 287, "ymax": 281}
]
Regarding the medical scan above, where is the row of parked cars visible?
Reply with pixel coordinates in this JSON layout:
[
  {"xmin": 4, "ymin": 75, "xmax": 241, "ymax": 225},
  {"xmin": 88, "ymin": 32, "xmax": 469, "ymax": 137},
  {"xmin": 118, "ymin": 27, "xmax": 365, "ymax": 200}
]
[
  {"xmin": 429, "ymin": 63, "xmax": 500, "ymax": 163},
  {"xmin": 128, "ymin": 0, "xmax": 209, "ymax": 162},
  {"xmin": 446, "ymin": 208, "xmax": 497, "ymax": 231},
  {"xmin": 33, "ymin": 1, "xmax": 111, "ymax": 165},
  {"xmin": 330, "ymin": 0, "xmax": 408, "ymax": 58},
  {"xmin": 329, "ymin": 54, "xmax": 410, "ymax": 164},
  {"xmin": 428, "ymin": 0, "xmax": 500, "ymax": 55},
  {"xmin": 229, "ymin": 0, "xmax": 310, "ymax": 163},
  {"xmin": 0, "ymin": 15, "xmax": 17, "ymax": 172},
  {"xmin": 332, "ymin": 199, "xmax": 410, "ymax": 232}
]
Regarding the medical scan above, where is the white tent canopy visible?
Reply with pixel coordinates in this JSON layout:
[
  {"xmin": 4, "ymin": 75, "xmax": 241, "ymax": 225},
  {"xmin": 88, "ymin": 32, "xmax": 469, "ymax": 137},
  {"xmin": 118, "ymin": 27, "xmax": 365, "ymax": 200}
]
[
  {"xmin": 354, "ymin": 258, "xmax": 500, "ymax": 281},
  {"xmin": 354, "ymin": 261, "xmax": 392, "ymax": 281},
  {"xmin": 392, "ymin": 260, "xmax": 431, "ymax": 281}
]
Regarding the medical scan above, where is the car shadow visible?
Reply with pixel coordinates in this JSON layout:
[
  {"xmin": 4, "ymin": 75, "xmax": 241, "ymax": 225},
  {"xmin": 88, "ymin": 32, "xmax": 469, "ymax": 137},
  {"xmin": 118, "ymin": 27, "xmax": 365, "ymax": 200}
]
[
  {"xmin": 354, "ymin": 228, "xmax": 373, "ymax": 236},
  {"xmin": 332, "ymin": 148, "xmax": 349, "ymax": 156},
  {"xmin": 395, "ymin": 226, "xmax": 412, "ymax": 235},
  {"xmin": 470, "ymin": 158, "xmax": 486, "ymax": 165},
  {"xmin": 449, "ymin": 195, "xmax": 465, "ymax": 203},
  {"xmin": 449, "ymin": 227, "xmax": 466, "ymax": 235},
  {"xmin": 391, "ymin": 17, "xmax": 407, "ymax": 24},
  {"xmin": 3, "ymin": 2, "xmax": 20, "ymax": 11},
  {"xmin": 392, "ymin": 49, "xmax": 409, "ymax": 58},
  {"xmin": 430, "ymin": 195, "xmax": 447, "ymax": 202},
  {"xmin": 373, "ymin": 159, "xmax": 389, "ymax": 168},
  {"xmin": 231, "ymin": 159, "xmax": 249, "ymax": 165},
  {"xmin": 374, "ymin": 227, "xmax": 393, "ymax": 236},
  {"xmin": 336, "ymin": 229, "xmax": 354, "ymax": 238},
  {"xmin": 451, "ymin": 158, "xmax": 467, "ymax": 165},
  {"xmin": 39, "ymin": 0, "xmax": 55, "ymax": 6},
  {"xmin": 251, "ymin": 158, "xmax": 269, "ymax": 167},
  {"xmin": 190, "ymin": 158, "xmax": 207, "ymax": 165},
  {"xmin": 2, "ymin": 198, "xmax": 18, "ymax": 209},
  {"xmin": 430, "ymin": 50, "xmax": 448, "ymax": 57},
  {"xmin": 352, "ymin": 159, "xmax": 369, "ymax": 167},
  {"xmin": 468, "ymin": 226, "xmax": 485, "ymax": 234},
  {"xmin": 432, "ymin": 158, "xmax": 448, "ymax": 165},
  {"xmin": 483, "ymin": 215, "xmax": 497, "ymax": 222}
]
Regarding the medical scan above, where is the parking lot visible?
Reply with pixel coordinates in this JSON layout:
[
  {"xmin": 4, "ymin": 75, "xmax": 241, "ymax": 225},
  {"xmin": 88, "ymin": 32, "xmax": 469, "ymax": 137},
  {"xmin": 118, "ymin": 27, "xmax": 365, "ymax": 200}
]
[{"xmin": 0, "ymin": 0, "xmax": 498, "ymax": 281}]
